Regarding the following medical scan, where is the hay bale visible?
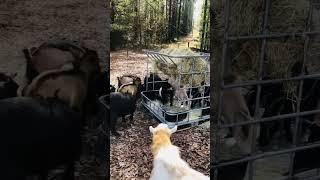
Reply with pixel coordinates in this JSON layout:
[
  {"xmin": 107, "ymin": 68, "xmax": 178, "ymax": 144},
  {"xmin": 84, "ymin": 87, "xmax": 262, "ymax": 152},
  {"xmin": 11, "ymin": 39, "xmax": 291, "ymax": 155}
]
[
  {"xmin": 213, "ymin": 0, "xmax": 310, "ymax": 95},
  {"xmin": 215, "ymin": 0, "xmax": 309, "ymax": 36},
  {"xmin": 151, "ymin": 47, "xmax": 209, "ymax": 86}
]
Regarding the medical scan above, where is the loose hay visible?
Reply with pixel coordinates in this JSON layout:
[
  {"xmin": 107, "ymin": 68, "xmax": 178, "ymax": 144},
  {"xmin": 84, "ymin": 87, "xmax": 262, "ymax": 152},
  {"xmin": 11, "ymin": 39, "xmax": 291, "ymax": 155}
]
[
  {"xmin": 151, "ymin": 47, "xmax": 209, "ymax": 86},
  {"xmin": 110, "ymin": 103, "xmax": 210, "ymax": 179},
  {"xmin": 213, "ymin": 0, "xmax": 310, "ymax": 97}
]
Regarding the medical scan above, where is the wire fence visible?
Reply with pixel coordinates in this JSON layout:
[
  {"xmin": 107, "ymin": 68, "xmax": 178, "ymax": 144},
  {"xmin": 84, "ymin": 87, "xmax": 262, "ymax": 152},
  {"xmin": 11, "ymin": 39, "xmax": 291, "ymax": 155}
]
[{"xmin": 212, "ymin": 0, "xmax": 320, "ymax": 179}]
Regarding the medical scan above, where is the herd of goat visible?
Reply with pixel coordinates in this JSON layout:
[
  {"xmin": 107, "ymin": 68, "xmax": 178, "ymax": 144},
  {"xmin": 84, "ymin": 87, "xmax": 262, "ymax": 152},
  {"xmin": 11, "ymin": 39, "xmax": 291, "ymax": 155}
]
[
  {"xmin": 215, "ymin": 61, "xmax": 320, "ymax": 180},
  {"xmin": 109, "ymin": 73, "xmax": 210, "ymax": 136},
  {"xmin": 0, "ymin": 41, "xmax": 107, "ymax": 180}
]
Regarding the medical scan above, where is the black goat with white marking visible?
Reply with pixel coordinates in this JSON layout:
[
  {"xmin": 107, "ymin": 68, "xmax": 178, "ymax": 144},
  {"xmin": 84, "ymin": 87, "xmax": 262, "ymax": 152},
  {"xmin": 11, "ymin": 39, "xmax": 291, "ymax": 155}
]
[{"xmin": 143, "ymin": 73, "xmax": 174, "ymax": 106}]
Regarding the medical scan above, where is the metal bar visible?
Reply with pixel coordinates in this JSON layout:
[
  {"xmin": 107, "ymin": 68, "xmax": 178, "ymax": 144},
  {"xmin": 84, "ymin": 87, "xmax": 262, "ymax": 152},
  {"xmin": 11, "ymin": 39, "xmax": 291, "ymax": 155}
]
[
  {"xmin": 288, "ymin": 1, "xmax": 313, "ymax": 178},
  {"xmin": 212, "ymin": 142, "xmax": 320, "ymax": 168},
  {"xmin": 219, "ymin": 109, "xmax": 320, "ymax": 129},
  {"xmin": 149, "ymin": 52, "xmax": 166, "ymax": 63},
  {"xmin": 222, "ymin": 74, "xmax": 320, "ymax": 89},
  {"xmin": 180, "ymin": 96, "xmax": 210, "ymax": 102},
  {"xmin": 227, "ymin": 31, "xmax": 320, "ymax": 41},
  {"xmin": 142, "ymin": 49, "xmax": 210, "ymax": 58},
  {"xmin": 156, "ymin": 53, "xmax": 169, "ymax": 64},
  {"xmin": 180, "ymin": 71, "xmax": 211, "ymax": 75},
  {"xmin": 248, "ymin": 0, "xmax": 271, "ymax": 179},
  {"xmin": 145, "ymin": 80, "xmax": 169, "ymax": 84},
  {"xmin": 146, "ymin": 57, "xmax": 150, "ymax": 91},
  {"xmin": 213, "ymin": 0, "xmax": 231, "ymax": 178}
]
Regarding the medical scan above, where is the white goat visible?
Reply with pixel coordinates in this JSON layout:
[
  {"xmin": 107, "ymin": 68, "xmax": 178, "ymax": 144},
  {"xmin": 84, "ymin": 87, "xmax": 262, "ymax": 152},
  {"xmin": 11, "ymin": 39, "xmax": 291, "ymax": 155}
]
[{"xmin": 149, "ymin": 123, "xmax": 210, "ymax": 180}]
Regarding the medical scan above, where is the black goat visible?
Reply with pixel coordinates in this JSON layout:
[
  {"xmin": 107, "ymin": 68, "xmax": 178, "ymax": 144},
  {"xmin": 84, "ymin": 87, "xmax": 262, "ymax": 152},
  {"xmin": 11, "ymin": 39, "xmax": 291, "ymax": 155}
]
[
  {"xmin": 143, "ymin": 73, "xmax": 174, "ymax": 106},
  {"xmin": 0, "ymin": 96, "xmax": 83, "ymax": 180},
  {"xmin": 110, "ymin": 92, "xmax": 137, "ymax": 136}
]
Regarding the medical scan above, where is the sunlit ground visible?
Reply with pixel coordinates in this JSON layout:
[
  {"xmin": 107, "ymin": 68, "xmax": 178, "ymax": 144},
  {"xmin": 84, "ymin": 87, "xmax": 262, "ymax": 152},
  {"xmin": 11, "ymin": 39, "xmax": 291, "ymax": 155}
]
[{"xmin": 165, "ymin": 0, "xmax": 205, "ymax": 49}]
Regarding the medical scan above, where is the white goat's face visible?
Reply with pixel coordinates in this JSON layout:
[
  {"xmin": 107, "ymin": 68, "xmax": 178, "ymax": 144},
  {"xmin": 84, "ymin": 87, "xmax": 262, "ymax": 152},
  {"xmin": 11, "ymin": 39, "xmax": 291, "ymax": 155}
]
[{"xmin": 149, "ymin": 123, "xmax": 178, "ymax": 135}]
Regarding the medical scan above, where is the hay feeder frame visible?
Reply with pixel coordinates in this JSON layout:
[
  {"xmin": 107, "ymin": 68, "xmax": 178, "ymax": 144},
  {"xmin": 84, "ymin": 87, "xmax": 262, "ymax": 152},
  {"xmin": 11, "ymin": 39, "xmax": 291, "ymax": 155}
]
[{"xmin": 141, "ymin": 49, "xmax": 210, "ymax": 129}]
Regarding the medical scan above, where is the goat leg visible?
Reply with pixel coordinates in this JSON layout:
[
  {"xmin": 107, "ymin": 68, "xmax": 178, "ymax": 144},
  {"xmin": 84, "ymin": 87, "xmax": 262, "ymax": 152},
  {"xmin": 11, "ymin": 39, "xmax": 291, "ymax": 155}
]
[
  {"xmin": 110, "ymin": 116, "xmax": 120, "ymax": 136},
  {"xmin": 170, "ymin": 92, "xmax": 174, "ymax": 106},
  {"xmin": 130, "ymin": 112, "xmax": 134, "ymax": 121}
]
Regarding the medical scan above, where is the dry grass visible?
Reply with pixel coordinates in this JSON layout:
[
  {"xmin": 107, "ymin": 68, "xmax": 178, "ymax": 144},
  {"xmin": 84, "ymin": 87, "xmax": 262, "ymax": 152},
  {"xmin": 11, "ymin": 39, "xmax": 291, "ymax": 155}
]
[
  {"xmin": 151, "ymin": 47, "xmax": 209, "ymax": 86},
  {"xmin": 213, "ymin": 0, "xmax": 312, "ymax": 97}
]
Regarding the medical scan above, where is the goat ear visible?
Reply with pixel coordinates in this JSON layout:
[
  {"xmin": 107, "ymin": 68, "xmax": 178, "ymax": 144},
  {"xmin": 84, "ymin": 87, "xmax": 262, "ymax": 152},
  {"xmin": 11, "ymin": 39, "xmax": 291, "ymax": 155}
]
[
  {"xmin": 149, "ymin": 126, "xmax": 154, "ymax": 134},
  {"xmin": 170, "ymin": 126, "xmax": 177, "ymax": 134}
]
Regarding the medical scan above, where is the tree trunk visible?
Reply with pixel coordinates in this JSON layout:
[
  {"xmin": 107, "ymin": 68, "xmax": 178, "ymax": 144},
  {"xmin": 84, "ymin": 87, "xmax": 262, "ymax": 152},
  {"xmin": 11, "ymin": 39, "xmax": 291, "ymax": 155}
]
[
  {"xmin": 200, "ymin": 0, "xmax": 208, "ymax": 51},
  {"xmin": 133, "ymin": 0, "xmax": 139, "ymax": 45},
  {"xmin": 168, "ymin": 0, "xmax": 172, "ymax": 41},
  {"xmin": 177, "ymin": 0, "xmax": 182, "ymax": 37}
]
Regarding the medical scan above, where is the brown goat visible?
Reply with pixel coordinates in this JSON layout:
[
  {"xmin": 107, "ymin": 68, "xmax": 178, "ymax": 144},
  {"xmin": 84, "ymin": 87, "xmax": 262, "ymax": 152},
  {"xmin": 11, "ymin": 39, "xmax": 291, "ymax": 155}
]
[
  {"xmin": 117, "ymin": 82, "xmax": 138, "ymax": 97},
  {"xmin": 220, "ymin": 75, "xmax": 261, "ymax": 155},
  {"xmin": 23, "ymin": 69, "xmax": 87, "ymax": 111},
  {"xmin": 117, "ymin": 75, "xmax": 142, "ymax": 98},
  {"xmin": 117, "ymin": 74, "xmax": 141, "ymax": 88},
  {"xmin": 23, "ymin": 41, "xmax": 86, "ymax": 82},
  {"xmin": 22, "ymin": 50, "xmax": 100, "ymax": 111}
]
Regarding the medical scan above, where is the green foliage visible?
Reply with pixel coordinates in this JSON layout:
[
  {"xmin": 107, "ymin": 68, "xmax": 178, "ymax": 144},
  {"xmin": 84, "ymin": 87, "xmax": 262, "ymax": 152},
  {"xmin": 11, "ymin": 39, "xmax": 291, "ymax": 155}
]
[{"xmin": 111, "ymin": 0, "xmax": 196, "ymax": 49}]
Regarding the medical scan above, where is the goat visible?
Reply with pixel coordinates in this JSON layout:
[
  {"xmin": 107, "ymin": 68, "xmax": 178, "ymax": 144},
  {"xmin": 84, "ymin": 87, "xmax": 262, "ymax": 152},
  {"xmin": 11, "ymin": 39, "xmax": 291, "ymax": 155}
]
[
  {"xmin": 0, "ymin": 96, "xmax": 83, "ymax": 180},
  {"xmin": 22, "ymin": 41, "xmax": 86, "ymax": 83},
  {"xmin": 167, "ymin": 77, "xmax": 189, "ymax": 108},
  {"xmin": 143, "ymin": 73, "xmax": 174, "ymax": 106},
  {"xmin": 22, "ymin": 67, "xmax": 87, "ymax": 112},
  {"xmin": 149, "ymin": 123, "xmax": 209, "ymax": 180},
  {"xmin": 187, "ymin": 81, "xmax": 210, "ymax": 116},
  {"xmin": 117, "ymin": 75, "xmax": 142, "ymax": 97},
  {"xmin": 117, "ymin": 74, "xmax": 142, "ymax": 97},
  {"xmin": 110, "ymin": 84, "xmax": 116, "ymax": 93},
  {"xmin": 221, "ymin": 86, "xmax": 261, "ymax": 154},
  {"xmin": 110, "ymin": 92, "xmax": 137, "ymax": 136},
  {"xmin": 214, "ymin": 74, "xmax": 261, "ymax": 180},
  {"xmin": 23, "ymin": 49, "xmax": 100, "ymax": 115},
  {"xmin": 244, "ymin": 76, "xmax": 291, "ymax": 147}
]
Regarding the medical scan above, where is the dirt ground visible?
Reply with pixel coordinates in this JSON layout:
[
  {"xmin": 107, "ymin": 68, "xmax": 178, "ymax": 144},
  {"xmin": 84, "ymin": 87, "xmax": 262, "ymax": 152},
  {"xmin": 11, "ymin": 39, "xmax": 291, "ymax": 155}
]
[
  {"xmin": 0, "ymin": 0, "xmax": 109, "ymax": 179},
  {"xmin": 110, "ymin": 50, "xmax": 149, "ymax": 88},
  {"xmin": 110, "ymin": 50, "xmax": 210, "ymax": 179},
  {"xmin": 0, "ymin": 0, "xmax": 109, "ymax": 85}
]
